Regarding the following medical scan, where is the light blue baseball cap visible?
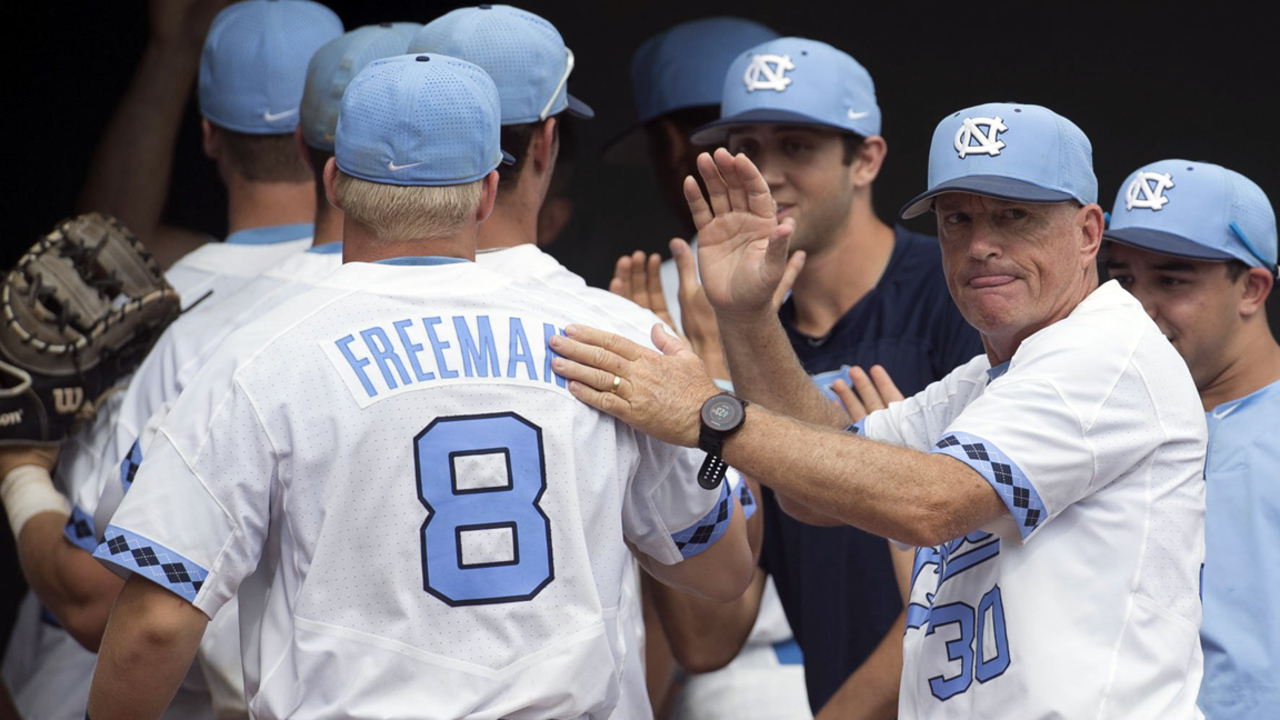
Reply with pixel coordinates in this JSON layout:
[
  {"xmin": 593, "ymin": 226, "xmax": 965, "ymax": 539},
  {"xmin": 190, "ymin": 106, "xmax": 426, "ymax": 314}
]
[
  {"xmin": 690, "ymin": 37, "xmax": 881, "ymax": 146},
  {"xmin": 603, "ymin": 17, "xmax": 777, "ymax": 163},
  {"xmin": 900, "ymin": 102, "xmax": 1097, "ymax": 219},
  {"xmin": 1105, "ymin": 159, "xmax": 1277, "ymax": 274},
  {"xmin": 300, "ymin": 23, "xmax": 423, "ymax": 152},
  {"xmin": 199, "ymin": 0, "xmax": 344, "ymax": 134},
  {"xmin": 631, "ymin": 17, "xmax": 779, "ymax": 124},
  {"xmin": 407, "ymin": 5, "xmax": 592, "ymax": 125},
  {"xmin": 334, "ymin": 54, "xmax": 513, "ymax": 187}
]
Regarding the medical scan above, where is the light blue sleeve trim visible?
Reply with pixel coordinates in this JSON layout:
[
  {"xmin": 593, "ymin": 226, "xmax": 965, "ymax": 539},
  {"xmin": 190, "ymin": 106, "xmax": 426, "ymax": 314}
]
[
  {"xmin": 736, "ymin": 480, "xmax": 758, "ymax": 521},
  {"xmin": 931, "ymin": 431, "xmax": 1045, "ymax": 540},
  {"xmin": 93, "ymin": 525, "xmax": 209, "ymax": 604},
  {"xmin": 671, "ymin": 482, "xmax": 733, "ymax": 559},
  {"xmin": 712, "ymin": 378, "xmax": 735, "ymax": 393},
  {"xmin": 62, "ymin": 505, "xmax": 98, "ymax": 553},
  {"xmin": 120, "ymin": 438, "xmax": 142, "ymax": 493}
]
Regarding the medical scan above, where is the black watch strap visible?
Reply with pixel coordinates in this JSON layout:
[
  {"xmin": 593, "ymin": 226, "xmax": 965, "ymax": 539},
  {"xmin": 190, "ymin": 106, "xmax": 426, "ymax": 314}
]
[
  {"xmin": 696, "ymin": 393, "xmax": 748, "ymax": 490},
  {"xmin": 698, "ymin": 453, "xmax": 731, "ymax": 491}
]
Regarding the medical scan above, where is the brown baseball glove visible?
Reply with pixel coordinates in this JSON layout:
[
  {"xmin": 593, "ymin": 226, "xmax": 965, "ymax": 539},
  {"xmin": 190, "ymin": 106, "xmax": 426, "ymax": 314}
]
[{"xmin": 1, "ymin": 213, "xmax": 181, "ymax": 445}]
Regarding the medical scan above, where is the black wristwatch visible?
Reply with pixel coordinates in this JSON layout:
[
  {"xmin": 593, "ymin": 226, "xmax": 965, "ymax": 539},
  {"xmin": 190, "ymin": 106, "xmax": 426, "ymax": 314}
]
[{"xmin": 697, "ymin": 393, "xmax": 748, "ymax": 490}]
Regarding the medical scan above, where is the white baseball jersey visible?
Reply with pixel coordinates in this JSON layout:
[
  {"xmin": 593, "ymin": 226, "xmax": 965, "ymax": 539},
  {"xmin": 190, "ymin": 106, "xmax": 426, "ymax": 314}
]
[
  {"xmin": 163, "ymin": 224, "xmax": 313, "ymax": 311},
  {"xmin": 478, "ymin": 245, "xmax": 763, "ymax": 720},
  {"xmin": 94, "ymin": 244, "xmax": 342, "ymax": 719},
  {"xmin": 96, "ymin": 258, "xmax": 739, "ymax": 720},
  {"xmin": 853, "ymin": 281, "xmax": 1206, "ymax": 719}
]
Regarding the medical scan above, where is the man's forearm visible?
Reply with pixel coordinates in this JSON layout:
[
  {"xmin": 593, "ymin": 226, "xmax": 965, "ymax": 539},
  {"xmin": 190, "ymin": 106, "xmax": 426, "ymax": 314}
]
[
  {"xmin": 721, "ymin": 407, "xmax": 1005, "ymax": 547},
  {"xmin": 88, "ymin": 575, "xmax": 208, "ymax": 720},
  {"xmin": 814, "ymin": 611, "xmax": 905, "ymax": 720},
  {"xmin": 718, "ymin": 312, "xmax": 848, "ymax": 428},
  {"xmin": 17, "ymin": 513, "xmax": 123, "ymax": 651},
  {"xmin": 646, "ymin": 568, "xmax": 765, "ymax": 673},
  {"xmin": 76, "ymin": 38, "xmax": 200, "ymax": 243}
]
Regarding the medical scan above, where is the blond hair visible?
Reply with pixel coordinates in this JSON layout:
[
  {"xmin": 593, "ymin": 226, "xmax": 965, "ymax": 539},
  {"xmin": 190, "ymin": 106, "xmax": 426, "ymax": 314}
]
[{"xmin": 333, "ymin": 171, "xmax": 482, "ymax": 242}]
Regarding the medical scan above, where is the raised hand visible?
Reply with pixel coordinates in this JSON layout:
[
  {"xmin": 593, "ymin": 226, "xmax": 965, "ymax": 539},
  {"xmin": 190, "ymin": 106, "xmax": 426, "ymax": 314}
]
[
  {"xmin": 686, "ymin": 149, "xmax": 795, "ymax": 320},
  {"xmin": 830, "ymin": 365, "xmax": 904, "ymax": 423},
  {"xmin": 609, "ymin": 250, "xmax": 676, "ymax": 330}
]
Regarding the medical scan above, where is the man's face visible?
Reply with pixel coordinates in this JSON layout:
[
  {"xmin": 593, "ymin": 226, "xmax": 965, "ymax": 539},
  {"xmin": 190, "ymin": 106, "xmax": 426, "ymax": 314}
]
[
  {"xmin": 726, "ymin": 126, "xmax": 855, "ymax": 256},
  {"xmin": 935, "ymin": 194, "xmax": 1095, "ymax": 347},
  {"xmin": 1105, "ymin": 243, "xmax": 1243, "ymax": 387}
]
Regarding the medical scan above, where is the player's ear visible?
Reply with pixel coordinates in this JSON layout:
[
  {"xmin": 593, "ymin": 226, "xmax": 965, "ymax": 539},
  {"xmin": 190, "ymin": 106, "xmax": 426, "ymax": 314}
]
[
  {"xmin": 201, "ymin": 119, "xmax": 220, "ymax": 160},
  {"xmin": 532, "ymin": 116, "xmax": 557, "ymax": 175},
  {"xmin": 1077, "ymin": 203, "xmax": 1105, "ymax": 264},
  {"xmin": 850, "ymin": 135, "xmax": 887, "ymax": 188},
  {"xmin": 476, "ymin": 170, "xmax": 500, "ymax": 223},
  {"xmin": 1238, "ymin": 266, "xmax": 1274, "ymax": 317},
  {"xmin": 322, "ymin": 158, "xmax": 341, "ymax": 211}
]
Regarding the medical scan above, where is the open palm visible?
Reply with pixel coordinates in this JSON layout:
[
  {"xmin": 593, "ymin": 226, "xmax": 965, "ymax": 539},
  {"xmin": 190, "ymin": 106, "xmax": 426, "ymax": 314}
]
[{"xmin": 685, "ymin": 149, "xmax": 796, "ymax": 318}]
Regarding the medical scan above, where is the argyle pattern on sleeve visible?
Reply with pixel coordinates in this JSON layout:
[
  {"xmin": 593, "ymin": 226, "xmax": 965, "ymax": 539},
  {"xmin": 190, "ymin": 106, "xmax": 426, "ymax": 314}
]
[{"xmin": 932, "ymin": 431, "xmax": 1045, "ymax": 539}]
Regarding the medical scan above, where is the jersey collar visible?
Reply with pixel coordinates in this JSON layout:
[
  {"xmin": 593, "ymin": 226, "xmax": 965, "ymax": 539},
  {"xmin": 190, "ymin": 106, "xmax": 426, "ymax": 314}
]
[
  {"xmin": 307, "ymin": 242, "xmax": 343, "ymax": 254},
  {"xmin": 224, "ymin": 223, "xmax": 313, "ymax": 246},
  {"xmin": 372, "ymin": 256, "xmax": 469, "ymax": 267}
]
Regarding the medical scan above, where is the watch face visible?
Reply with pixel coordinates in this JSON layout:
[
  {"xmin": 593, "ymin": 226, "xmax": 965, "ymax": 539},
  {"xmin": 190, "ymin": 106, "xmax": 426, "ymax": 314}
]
[{"xmin": 701, "ymin": 394, "xmax": 745, "ymax": 432}]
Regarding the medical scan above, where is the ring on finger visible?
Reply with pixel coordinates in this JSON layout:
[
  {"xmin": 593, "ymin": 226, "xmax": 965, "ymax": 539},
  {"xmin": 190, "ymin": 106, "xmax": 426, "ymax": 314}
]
[{"xmin": 609, "ymin": 374, "xmax": 621, "ymax": 394}]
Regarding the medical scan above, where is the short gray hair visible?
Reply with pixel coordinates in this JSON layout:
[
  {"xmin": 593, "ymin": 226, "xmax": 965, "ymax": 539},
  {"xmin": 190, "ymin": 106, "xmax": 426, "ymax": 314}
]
[{"xmin": 333, "ymin": 171, "xmax": 483, "ymax": 242}]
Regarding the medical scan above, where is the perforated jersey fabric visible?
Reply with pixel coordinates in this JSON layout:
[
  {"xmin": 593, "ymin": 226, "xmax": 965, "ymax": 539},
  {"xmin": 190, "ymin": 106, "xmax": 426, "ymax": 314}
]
[
  {"xmin": 860, "ymin": 281, "xmax": 1207, "ymax": 720},
  {"xmin": 98, "ymin": 260, "xmax": 737, "ymax": 719}
]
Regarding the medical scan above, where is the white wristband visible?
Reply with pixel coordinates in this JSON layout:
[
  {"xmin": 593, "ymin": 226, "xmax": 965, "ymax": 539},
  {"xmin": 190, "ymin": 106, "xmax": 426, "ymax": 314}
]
[{"xmin": 1, "ymin": 465, "xmax": 69, "ymax": 541}]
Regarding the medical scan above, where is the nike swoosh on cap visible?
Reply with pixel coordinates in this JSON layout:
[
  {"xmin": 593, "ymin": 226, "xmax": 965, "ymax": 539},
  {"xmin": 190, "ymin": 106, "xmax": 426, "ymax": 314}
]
[
  {"xmin": 262, "ymin": 108, "xmax": 299, "ymax": 122},
  {"xmin": 387, "ymin": 160, "xmax": 427, "ymax": 171},
  {"xmin": 847, "ymin": 109, "xmax": 871, "ymax": 120}
]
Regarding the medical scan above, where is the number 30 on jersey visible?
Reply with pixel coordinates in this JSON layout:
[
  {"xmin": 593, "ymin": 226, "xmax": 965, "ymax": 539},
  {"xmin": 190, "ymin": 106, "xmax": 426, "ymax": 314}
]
[{"xmin": 414, "ymin": 412, "xmax": 554, "ymax": 606}]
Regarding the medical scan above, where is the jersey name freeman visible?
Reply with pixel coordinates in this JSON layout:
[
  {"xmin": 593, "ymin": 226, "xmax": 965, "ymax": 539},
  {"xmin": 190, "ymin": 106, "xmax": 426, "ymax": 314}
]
[{"xmin": 326, "ymin": 314, "xmax": 567, "ymax": 406}]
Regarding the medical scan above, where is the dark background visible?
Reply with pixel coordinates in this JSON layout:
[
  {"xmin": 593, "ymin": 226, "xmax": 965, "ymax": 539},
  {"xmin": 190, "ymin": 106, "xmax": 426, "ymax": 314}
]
[{"xmin": 3, "ymin": 1, "xmax": 1277, "ymax": 649}]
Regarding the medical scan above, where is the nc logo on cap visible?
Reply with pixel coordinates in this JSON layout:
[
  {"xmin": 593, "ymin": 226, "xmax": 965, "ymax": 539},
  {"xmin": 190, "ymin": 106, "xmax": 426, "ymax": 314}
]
[
  {"xmin": 954, "ymin": 116, "xmax": 1008, "ymax": 159},
  {"xmin": 1125, "ymin": 171, "xmax": 1175, "ymax": 211},
  {"xmin": 743, "ymin": 53, "xmax": 795, "ymax": 92}
]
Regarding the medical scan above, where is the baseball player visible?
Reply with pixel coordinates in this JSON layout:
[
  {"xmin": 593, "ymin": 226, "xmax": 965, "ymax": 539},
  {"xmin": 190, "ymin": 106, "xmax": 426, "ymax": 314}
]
[
  {"xmin": 603, "ymin": 17, "xmax": 779, "ymax": 332},
  {"xmin": 0, "ymin": 3, "xmax": 341, "ymax": 717},
  {"xmin": 96, "ymin": 24, "xmax": 422, "ymax": 719},
  {"xmin": 1103, "ymin": 160, "xmax": 1279, "ymax": 719},
  {"xmin": 638, "ymin": 37, "xmax": 984, "ymax": 719},
  {"xmin": 549, "ymin": 102, "xmax": 1208, "ymax": 719},
  {"xmin": 410, "ymin": 10, "xmax": 764, "ymax": 717},
  {"xmin": 86, "ymin": 53, "xmax": 753, "ymax": 720}
]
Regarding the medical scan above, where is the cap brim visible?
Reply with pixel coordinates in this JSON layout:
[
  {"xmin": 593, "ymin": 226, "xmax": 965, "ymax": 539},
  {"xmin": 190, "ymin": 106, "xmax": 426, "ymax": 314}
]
[
  {"xmin": 690, "ymin": 109, "xmax": 849, "ymax": 146},
  {"xmin": 899, "ymin": 177, "xmax": 1078, "ymax": 220},
  {"xmin": 1103, "ymin": 227, "xmax": 1238, "ymax": 262},
  {"xmin": 565, "ymin": 94, "xmax": 594, "ymax": 120}
]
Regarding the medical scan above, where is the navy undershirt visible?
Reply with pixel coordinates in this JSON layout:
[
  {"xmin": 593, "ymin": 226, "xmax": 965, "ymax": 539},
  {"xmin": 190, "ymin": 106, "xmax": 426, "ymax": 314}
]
[{"xmin": 762, "ymin": 226, "xmax": 985, "ymax": 712}]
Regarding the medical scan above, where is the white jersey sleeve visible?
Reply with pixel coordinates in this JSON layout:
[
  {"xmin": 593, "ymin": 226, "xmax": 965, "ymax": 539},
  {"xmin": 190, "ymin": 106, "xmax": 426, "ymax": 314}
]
[
  {"xmin": 856, "ymin": 354, "xmax": 993, "ymax": 451},
  {"xmin": 929, "ymin": 312, "xmax": 1166, "ymax": 543},
  {"xmin": 90, "ymin": 249, "xmax": 342, "ymax": 537},
  {"xmin": 95, "ymin": 346, "xmax": 275, "ymax": 615}
]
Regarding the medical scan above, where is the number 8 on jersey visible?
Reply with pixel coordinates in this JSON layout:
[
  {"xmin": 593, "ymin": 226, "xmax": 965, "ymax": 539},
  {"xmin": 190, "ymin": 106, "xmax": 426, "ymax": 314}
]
[{"xmin": 415, "ymin": 412, "xmax": 554, "ymax": 606}]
